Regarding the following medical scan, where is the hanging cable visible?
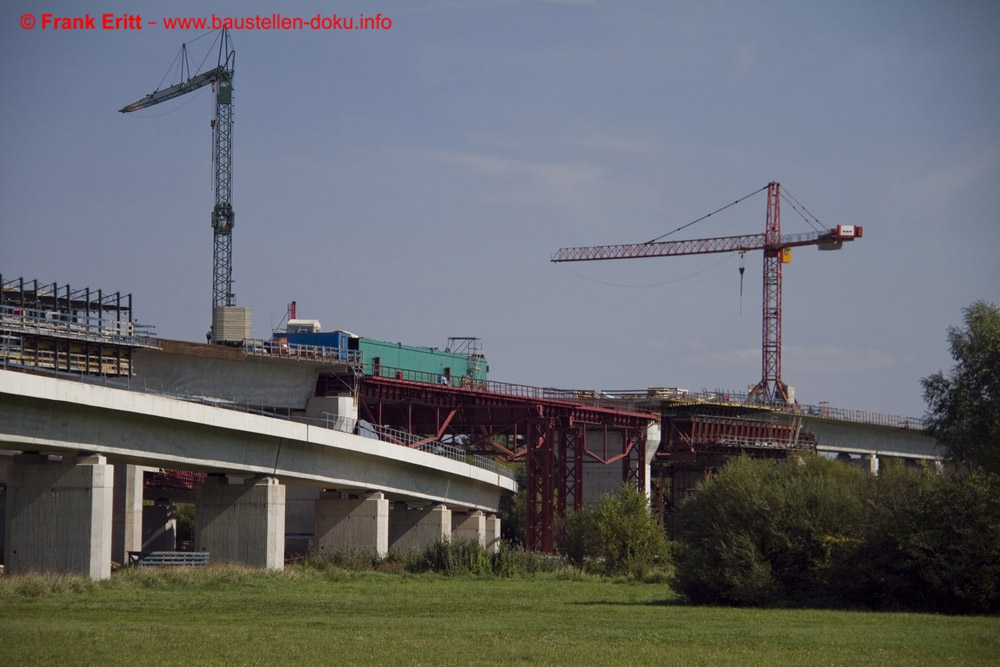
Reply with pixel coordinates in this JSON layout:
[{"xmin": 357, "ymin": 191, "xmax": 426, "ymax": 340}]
[{"xmin": 645, "ymin": 184, "xmax": 769, "ymax": 244}]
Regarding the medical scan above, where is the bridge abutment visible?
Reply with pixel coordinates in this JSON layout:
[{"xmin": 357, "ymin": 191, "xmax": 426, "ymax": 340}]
[
  {"xmin": 4, "ymin": 453, "xmax": 114, "ymax": 580},
  {"xmin": 195, "ymin": 475, "xmax": 285, "ymax": 570},
  {"xmin": 314, "ymin": 490, "xmax": 389, "ymax": 557}
]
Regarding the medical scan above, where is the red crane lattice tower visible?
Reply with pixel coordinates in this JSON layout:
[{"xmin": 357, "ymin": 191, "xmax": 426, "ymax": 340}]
[{"xmin": 551, "ymin": 182, "xmax": 863, "ymax": 404}]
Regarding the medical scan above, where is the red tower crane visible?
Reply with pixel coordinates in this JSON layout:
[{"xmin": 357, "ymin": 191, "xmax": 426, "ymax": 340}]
[{"xmin": 551, "ymin": 182, "xmax": 863, "ymax": 404}]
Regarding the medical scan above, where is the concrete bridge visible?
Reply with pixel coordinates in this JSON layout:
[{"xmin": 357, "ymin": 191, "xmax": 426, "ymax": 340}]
[{"xmin": 0, "ymin": 369, "xmax": 517, "ymax": 579}]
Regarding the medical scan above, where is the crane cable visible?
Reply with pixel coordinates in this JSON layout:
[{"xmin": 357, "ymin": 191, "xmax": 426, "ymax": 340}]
[
  {"xmin": 644, "ymin": 184, "xmax": 770, "ymax": 244},
  {"xmin": 781, "ymin": 187, "xmax": 826, "ymax": 233}
]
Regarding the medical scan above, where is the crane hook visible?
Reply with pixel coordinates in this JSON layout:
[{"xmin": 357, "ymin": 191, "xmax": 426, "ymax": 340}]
[{"xmin": 738, "ymin": 251, "xmax": 746, "ymax": 314}]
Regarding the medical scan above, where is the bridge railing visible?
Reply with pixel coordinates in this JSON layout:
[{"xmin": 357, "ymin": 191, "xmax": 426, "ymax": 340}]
[
  {"xmin": 243, "ymin": 339, "xmax": 364, "ymax": 365},
  {"xmin": 373, "ymin": 365, "xmax": 654, "ymax": 409},
  {"xmin": 602, "ymin": 387, "xmax": 926, "ymax": 430},
  {"xmin": 0, "ymin": 304, "xmax": 157, "ymax": 348},
  {"xmin": 2, "ymin": 364, "xmax": 513, "ymax": 480},
  {"xmin": 291, "ymin": 413, "xmax": 516, "ymax": 481}
]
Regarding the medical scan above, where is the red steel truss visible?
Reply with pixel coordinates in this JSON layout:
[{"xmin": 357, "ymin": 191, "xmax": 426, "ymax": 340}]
[
  {"xmin": 658, "ymin": 412, "xmax": 817, "ymax": 463},
  {"xmin": 351, "ymin": 373, "xmax": 658, "ymax": 551}
]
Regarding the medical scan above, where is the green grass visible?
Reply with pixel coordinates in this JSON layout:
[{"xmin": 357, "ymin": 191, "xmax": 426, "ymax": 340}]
[{"xmin": 1, "ymin": 567, "xmax": 997, "ymax": 666}]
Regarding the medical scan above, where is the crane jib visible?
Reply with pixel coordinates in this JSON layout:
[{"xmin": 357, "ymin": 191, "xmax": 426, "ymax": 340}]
[{"xmin": 118, "ymin": 66, "xmax": 229, "ymax": 113}]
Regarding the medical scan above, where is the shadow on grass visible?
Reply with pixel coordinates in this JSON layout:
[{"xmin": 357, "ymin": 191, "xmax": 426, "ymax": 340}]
[{"xmin": 569, "ymin": 598, "xmax": 688, "ymax": 607}]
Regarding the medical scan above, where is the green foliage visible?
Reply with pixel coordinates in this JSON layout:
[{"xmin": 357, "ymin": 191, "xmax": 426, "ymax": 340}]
[
  {"xmin": 404, "ymin": 538, "xmax": 494, "ymax": 575},
  {"xmin": 672, "ymin": 456, "xmax": 870, "ymax": 607},
  {"xmin": 841, "ymin": 467, "xmax": 1000, "ymax": 614},
  {"xmin": 175, "ymin": 502, "xmax": 195, "ymax": 546},
  {"xmin": 297, "ymin": 541, "xmax": 572, "ymax": 578},
  {"xmin": 561, "ymin": 484, "xmax": 669, "ymax": 578},
  {"xmin": 673, "ymin": 456, "xmax": 1000, "ymax": 614},
  {"xmin": 922, "ymin": 300, "xmax": 1000, "ymax": 473}
]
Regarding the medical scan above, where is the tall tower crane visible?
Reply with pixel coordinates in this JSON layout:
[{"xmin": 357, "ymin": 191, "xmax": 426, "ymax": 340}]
[
  {"xmin": 120, "ymin": 30, "xmax": 239, "ymax": 342},
  {"xmin": 551, "ymin": 182, "xmax": 862, "ymax": 404}
]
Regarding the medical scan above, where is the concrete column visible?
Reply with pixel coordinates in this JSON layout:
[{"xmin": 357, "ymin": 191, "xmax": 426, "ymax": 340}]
[
  {"xmin": 452, "ymin": 510, "xmax": 486, "ymax": 546},
  {"xmin": 314, "ymin": 491, "xmax": 389, "ymax": 557},
  {"xmin": 195, "ymin": 475, "xmax": 285, "ymax": 570},
  {"xmin": 142, "ymin": 499, "xmax": 177, "ymax": 552},
  {"xmin": 285, "ymin": 485, "xmax": 321, "ymax": 557},
  {"xmin": 862, "ymin": 453, "xmax": 879, "ymax": 475},
  {"xmin": 4, "ymin": 453, "xmax": 114, "ymax": 580},
  {"xmin": 389, "ymin": 503, "xmax": 451, "ymax": 553},
  {"xmin": 485, "ymin": 514, "xmax": 501, "ymax": 553},
  {"xmin": 111, "ymin": 464, "xmax": 144, "ymax": 565}
]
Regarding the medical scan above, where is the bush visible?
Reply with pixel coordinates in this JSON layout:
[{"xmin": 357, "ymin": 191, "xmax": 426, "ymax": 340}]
[
  {"xmin": 561, "ymin": 484, "xmax": 668, "ymax": 578},
  {"xmin": 672, "ymin": 456, "xmax": 1000, "ymax": 613},
  {"xmin": 840, "ymin": 466, "xmax": 1000, "ymax": 614},
  {"xmin": 672, "ymin": 456, "xmax": 871, "ymax": 607},
  {"xmin": 299, "ymin": 541, "xmax": 574, "ymax": 578}
]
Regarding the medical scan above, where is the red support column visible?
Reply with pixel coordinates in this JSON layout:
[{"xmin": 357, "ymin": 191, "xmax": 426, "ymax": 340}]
[{"xmin": 525, "ymin": 418, "xmax": 555, "ymax": 552}]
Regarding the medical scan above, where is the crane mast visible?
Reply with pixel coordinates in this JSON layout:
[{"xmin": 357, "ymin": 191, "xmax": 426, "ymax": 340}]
[
  {"xmin": 120, "ymin": 31, "xmax": 239, "ymax": 340},
  {"xmin": 552, "ymin": 182, "xmax": 863, "ymax": 405}
]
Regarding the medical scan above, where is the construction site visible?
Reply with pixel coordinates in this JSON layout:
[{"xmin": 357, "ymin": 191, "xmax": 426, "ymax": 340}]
[{"xmin": 0, "ymin": 29, "xmax": 939, "ymax": 561}]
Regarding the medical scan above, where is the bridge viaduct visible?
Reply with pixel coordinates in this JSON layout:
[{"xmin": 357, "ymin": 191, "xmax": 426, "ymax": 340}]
[{"xmin": 0, "ymin": 369, "xmax": 517, "ymax": 579}]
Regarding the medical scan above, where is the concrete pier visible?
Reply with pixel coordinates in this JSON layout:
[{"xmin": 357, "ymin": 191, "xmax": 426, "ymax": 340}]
[
  {"xmin": 142, "ymin": 499, "xmax": 177, "ymax": 552},
  {"xmin": 4, "ymin": 453, "xmax": 114, "ymax": 580},
  {"xmin": 111, "ymin": 464, "xmax": 144, "ymax": 565},
  {"xmin": 389, "ymin": 503, "xmax": 451, "ymax": 552},
  {"xmin": 485, "ymin": 514, "xmax": 502, "ymax": 552},
  {"xmin": 195, "ymin": 475, "xmax": 285, "ymax": 570},
  {"xmin": 314, "ymin": 491, "xmax": 389, "ymax": 557},
  {"xmin": 861, "ymin": 453, "xmax": 880, "ymax": 475},
  {"xmin": 452, "ymin": 510, "xmax": 486, "ymax": 546}
]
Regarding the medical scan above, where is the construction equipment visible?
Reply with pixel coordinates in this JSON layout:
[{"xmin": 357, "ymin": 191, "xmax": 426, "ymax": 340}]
[
  {"xmin": 120, "ymin": 30, "xmax": 244, "ymax": 343},
  {"xmin": 552, "ymin": 182, "xmax": 862, "ymax": 404}
]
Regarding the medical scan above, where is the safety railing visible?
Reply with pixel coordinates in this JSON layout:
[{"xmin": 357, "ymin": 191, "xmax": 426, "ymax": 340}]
[
  {"xmin": 371, "ymin": 366, "xmax": 651, "ymax": 409},
  {"xmin": 604, "ymin": 387, "xmax": 926, "ymax": 430},
  {"xmin": 292, "ymin": 413, "xmax": 515, "ymax": 480},
  {"xmin": 243, "ymin": 339, "xmax": 364, "ymax": 365},
  {"xmin": 0, "ymin": 304, "xmax": 157, "ymax": 348},
  {"xmin": 1, "ymin": 364, "xmax": 513, "ymax": 480}
]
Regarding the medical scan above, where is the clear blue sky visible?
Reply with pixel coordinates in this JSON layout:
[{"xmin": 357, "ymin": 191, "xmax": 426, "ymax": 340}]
[{"xmin": 2, "ymin": 0, "xmax": 997, "ymax": 418}]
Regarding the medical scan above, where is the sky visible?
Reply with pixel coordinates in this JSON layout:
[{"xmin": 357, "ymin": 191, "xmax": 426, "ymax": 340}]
[{"xmin": 1, "ymin": 0, "xmax": 998, "ymax": 419}]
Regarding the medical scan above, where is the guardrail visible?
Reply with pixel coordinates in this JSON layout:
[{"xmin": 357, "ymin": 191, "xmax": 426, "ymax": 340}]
[
  {"xmin": 243, "ymin": 339, "xmax": 364, "ymax": 365},
  {"xmin": 0, "ymin": 304, "xmax": 157, "ymax": 348},
  {"xmin": 373, "ymin": 366, "xmax": 656, "ymax": 411},
  {"xmin": 603, "ymin": 387, "xmax": 926, "ymax": 430},
  {"xmin": 1, "ymin": 364, "xmax": 515, "ymax": 481}
]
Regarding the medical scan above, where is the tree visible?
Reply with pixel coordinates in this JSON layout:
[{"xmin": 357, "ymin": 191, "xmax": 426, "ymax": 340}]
[
  {"xmin": 561, "ymin": 484, "xmax": 668, "ymax": 578},
  {"xmin": 921, "ymin": 300, "xmax": 1000, "ymax": 473}
]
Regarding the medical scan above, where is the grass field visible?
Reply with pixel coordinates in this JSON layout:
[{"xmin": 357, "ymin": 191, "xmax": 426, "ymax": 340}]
[{"xmin": 1, "ymin": 568, "xmax": 997, "ymax": 666}]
